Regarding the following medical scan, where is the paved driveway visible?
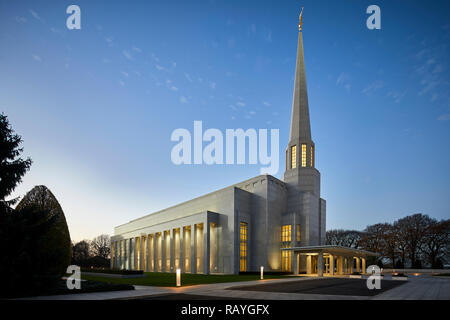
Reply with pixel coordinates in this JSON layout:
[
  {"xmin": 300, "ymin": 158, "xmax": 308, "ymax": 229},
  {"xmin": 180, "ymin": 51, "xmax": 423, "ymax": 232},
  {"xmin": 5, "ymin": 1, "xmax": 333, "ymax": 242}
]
[{"xmin": 228, "ymin": 278, "xmax": 406, "ymax": 296}]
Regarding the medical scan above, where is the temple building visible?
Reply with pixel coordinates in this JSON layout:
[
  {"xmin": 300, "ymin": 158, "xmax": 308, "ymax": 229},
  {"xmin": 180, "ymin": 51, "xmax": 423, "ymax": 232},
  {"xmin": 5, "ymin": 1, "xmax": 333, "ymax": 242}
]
[{"xmin": 111, "ymin": 14, "xmax": 376, "ymax": 276}]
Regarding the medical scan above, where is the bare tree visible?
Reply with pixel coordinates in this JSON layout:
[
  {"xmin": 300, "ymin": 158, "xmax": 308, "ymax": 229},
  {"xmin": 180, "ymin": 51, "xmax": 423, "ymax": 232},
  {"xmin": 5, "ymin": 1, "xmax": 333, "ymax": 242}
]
[
  {"xmin": 90, "ymin": 234, "xmax": 111, "ymax": 259},
  {"xmin": 383, "ymin": 224, "xmax": 398, "ymax": 267},
  {"xmin": 422, "ymin": 219, "xmax": 449, "ymax": 268},
  {"xmin": 326, "ymin": 229, "xmax": 362, "ymax": 248},
  {"xmin": 359, "ymin": 223, "xmax": 387, "ymax": 256},
  {"xmin": 395, "ymin": 213, "xmax": 433, "ymax": 268}
]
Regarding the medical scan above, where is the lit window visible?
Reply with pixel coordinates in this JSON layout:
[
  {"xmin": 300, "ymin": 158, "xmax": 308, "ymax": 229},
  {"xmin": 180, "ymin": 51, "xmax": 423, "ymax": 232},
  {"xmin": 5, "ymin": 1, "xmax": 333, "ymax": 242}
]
[
  {"xmin": 240, "ymin": 222, "xmax": 248, "ymax": 272},
  {"xmin": 282, "ymin": 225, "xmax": 292, "ymax": 242},
  {"xmin": 291, "ymin": 145, "xmax": 297, "ymax": 169},
  {"xmin": 311, "ymin": 145, "xmax": 314, "ymax": 167},
  {"xmin": 301, "ymin": 144, "xmax": 306, "ymax": 167},
  {"xmin": 282, "ymin": 251, "xmax": 291, "ymax": 272},
  {"xmin": 296, "ymin": 224, "xmax": 301, "ymax": 242}
]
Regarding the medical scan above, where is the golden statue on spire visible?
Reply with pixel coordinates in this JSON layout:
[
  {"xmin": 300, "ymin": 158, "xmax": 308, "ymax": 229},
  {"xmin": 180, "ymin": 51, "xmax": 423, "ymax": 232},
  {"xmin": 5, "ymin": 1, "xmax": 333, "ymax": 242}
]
[{"xmin": 299, "ymin": 7, "xmax": 304, "ymax": 31}]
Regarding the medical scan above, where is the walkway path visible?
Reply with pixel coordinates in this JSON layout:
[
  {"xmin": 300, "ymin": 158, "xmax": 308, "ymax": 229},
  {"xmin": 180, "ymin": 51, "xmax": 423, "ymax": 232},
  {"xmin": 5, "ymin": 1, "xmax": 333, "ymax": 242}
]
[{"xmin": 18, "ymin": 275, "xmax": 449, "ymax": 300}]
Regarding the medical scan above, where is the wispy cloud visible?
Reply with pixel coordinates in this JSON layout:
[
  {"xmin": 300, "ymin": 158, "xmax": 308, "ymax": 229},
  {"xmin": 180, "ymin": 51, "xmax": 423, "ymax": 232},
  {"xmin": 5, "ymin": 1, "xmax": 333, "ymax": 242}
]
[
  {"xmin": 336, "ymin": 72, "xmax": 351, "ymax": 92},
  {"xmin": 15, "ymin": 16, "xmax": 27, "ymax": 24},
  {"xmin": 151, "ymin": 53, "xmax": 160, "ymax": 62},
  {"xmin": 122, "ymin": 50, "xmax": 133, "ymax": 61},
  {"xmin": 50, "ymin": 27, "xmax": 64, "ymax": 36},
  {"xmin": 184, "ymin": 73, "xmax": 193, "ymax": 82},
  {"xmin": 179, "ymin": 96, "xmax": 187, "ymax": 104},
  {"xmin": 387, "ymin": 90, "xmax": 406, "ymax": 103},
  {"xmin": 31, "ymin": 54, "xmax": 42, "ymax": 62},
  {"xmin": 29, "ymin": 9, "xmax": 43, "ymax": 22},
  {"xmin": 236, "ymin": 101, "xmax": 246, "ymax": 107},
  {"xmin": 362, "ymin": 80, "xmax": 384, "ymax": 96},
  {"xmin": 105, "ymin": 36, "xmax": 114, "ymax": 47},
  {"xmin": 263, "ymin": 101, "xmax": 271, "ymax": 107},
  {"xmin": 412, "ymin": 41, "xmax": 449, "ymax": 104}
]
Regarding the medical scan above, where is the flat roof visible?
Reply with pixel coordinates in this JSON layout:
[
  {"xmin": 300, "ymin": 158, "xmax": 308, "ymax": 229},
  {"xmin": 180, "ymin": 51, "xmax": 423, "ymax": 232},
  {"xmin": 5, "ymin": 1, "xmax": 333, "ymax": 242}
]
[{"xmin": 281, "ymin": 245, "xmax": 378, "ymax": 256}]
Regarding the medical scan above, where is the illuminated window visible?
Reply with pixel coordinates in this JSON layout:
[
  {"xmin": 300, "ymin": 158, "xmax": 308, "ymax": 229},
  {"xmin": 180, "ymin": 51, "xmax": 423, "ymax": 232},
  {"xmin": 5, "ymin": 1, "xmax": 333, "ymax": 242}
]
[
  {"xmin": 291, "ymin": 145, "xmax": 297, "ymax": 169},
  {"xmin": 311, "ymin": 145, "xmax": 314, "ymax": 167},
  {"xmin": 296, "ymin": 224, "xmax": 301, "ymax": 242},
  {"xmin": 301, "ymin": 144, "xmax": 306, "ymax": 167},
  {"xmin": 282, "ymin": 251, "xmax": 291, "ymax": 272},
  {"xmin": 240, "ymin": 222, "xmax": 248, "ymax": 272},
  {"xmin": 281, "ymin": 225, "xmax": 292, "ymax": 242}
]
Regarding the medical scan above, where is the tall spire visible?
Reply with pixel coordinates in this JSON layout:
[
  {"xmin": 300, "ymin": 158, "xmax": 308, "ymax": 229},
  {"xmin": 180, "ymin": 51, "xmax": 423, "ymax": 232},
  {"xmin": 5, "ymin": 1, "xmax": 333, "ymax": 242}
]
[{"xmin": 289, "ymin": 9, "xmax": 311, "ymax": 142}]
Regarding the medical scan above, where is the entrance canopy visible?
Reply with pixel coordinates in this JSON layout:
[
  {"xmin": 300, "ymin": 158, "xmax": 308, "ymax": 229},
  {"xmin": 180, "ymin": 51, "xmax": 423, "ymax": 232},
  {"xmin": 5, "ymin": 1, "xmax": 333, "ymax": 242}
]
[
  {"xmin": 284, "ymin": 245, "xmax": 378, "ymax": 257},
  {"xmin": 282, "ymin": 245, "xmax": 378, "ymax": 276}
]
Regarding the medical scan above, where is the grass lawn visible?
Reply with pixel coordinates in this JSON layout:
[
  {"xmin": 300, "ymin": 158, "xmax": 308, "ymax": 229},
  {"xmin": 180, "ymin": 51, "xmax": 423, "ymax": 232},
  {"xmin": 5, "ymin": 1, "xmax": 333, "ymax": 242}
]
[{"xmin": 82, "ymin": 272, "xmax": 291, "ymax": 287}]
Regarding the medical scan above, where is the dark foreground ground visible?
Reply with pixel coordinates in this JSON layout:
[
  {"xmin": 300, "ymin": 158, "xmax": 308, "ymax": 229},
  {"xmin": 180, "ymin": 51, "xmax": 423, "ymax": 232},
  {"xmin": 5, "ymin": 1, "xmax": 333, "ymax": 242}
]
[
  {"xmin": 138, "ymin": 293, "xmax": 247, "ymax": 300},
  {"xmin": 228, "ymin": 278, "xmax": 407, "ymax": 296}
]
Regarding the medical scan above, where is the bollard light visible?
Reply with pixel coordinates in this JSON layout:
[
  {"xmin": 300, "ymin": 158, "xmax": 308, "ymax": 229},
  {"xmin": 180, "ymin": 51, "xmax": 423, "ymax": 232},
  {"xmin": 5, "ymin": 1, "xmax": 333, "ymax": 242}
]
[
  {"xmin": 260, "ymin": 266, "xmax": 264, "ymax": 280},
  {"xmin": 176, "ymin": 268, "xmax": 181, "ymax": 287}
]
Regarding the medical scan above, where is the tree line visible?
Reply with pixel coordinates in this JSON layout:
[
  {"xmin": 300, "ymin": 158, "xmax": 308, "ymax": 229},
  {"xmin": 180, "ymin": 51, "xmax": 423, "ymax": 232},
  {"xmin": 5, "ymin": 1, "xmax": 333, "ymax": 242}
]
[
  {"xmin": 326, "ymin": 213, "xmax": 449, "ymax": 269},
  {"xmin": 72, "ymin": 234, "xmax": 111, "ymax": 268}
]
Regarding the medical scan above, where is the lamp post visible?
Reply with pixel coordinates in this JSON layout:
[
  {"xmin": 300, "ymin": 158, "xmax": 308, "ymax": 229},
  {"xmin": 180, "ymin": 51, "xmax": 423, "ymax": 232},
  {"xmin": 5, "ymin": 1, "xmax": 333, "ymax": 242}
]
[
  {"xmin": 176, "ymin": 268, "xmax": 181, "ymax": 287},
  {"xmin": 260, "ymin": 266, "xmax": 264, "ymax": 280}
]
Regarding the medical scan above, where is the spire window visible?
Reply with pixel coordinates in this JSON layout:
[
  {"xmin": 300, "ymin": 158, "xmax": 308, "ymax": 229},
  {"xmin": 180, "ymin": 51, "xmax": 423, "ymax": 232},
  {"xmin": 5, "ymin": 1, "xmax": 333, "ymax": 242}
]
[
  {"xmin": 301, "ymin": 144, "xmax": 307, "ymax": 167},
  {"xmin": 311, "ymin": 145, "xmax": 314, "ymax": 167},
  {"xmin": 291, "ymin": 145, "xmax": 297, "ymax": 169}
]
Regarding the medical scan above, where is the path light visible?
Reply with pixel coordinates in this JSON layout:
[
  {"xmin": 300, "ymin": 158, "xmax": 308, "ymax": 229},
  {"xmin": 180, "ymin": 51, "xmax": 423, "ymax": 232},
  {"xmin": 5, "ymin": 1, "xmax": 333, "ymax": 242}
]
[
  {"xmin": 260, "ymin": 266, "xmax": 264, "ymax": 280},
  {"xmin": 176, "ymin": 268, "xmax": 181, "ymax": 287}
]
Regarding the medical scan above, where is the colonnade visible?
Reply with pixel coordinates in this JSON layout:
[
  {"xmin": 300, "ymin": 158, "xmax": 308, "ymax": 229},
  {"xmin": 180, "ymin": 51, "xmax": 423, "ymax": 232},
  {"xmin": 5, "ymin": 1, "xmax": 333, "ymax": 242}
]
[
  {"xmin": 293, "ymin": 251, "xmax": 367, "ymax": 276},
  {"xmin": 111, "ymin": 222, "xmax": 218, "ymax": 274}
]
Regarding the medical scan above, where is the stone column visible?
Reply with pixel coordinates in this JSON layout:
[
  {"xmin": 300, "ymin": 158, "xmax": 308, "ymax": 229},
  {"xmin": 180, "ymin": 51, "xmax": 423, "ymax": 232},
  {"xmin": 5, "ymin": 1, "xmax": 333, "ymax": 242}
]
[
  {"xmin": 203, "ymin": 222, "xmax": 210, "ymax": 275},
  {"xmin": 356, "ymin": 257, "xmax": 360, "ymax": 273},
  {"xmin": 362, "ymin": 257, "xmax": 366, "ymax": 274},
  {"xmin": 153, "ymin": 234, "xmax": 157, "ymax": 272},
  {"xmin": 349, "ymin": 257, "xmax": 354, "ymax": 274},
  {"xmin": 292, "ymin": 252, "xmax": 299, "ymax": 275},
  {"xmin": 170, "ymin": 229, "xmax": 175, "ymax": 273},
  {"xmin": 306, "ymin": 255, "xmax": 312, "ymax": 274},
  {"xmin": 129, "ymin": 239, "xmax": 133, "ymax": 270},
  {"xmin": 161, "ymin": 233, "xmax": 166, "ymax": 272},
  {"xmin": 146, "ymin": 235, "xmax": 150, "ymax": 272},
  {"xmin": 179, "ymin": 227, "xmax": 184, "ymax": 273},
  {"xmin": 338, "ymin": 256, "xmax": 343, "ymax": 275},
  {"xmin": 329, "ymin": 255, "xmax": 335, "ymax": 275},
  {"xmin": 191, "ymin": 224, "xmax": 196, "ymax": 274},
  {"xmin": 318, "ymin": 252, "xmax": 324, "ymax": 277}
]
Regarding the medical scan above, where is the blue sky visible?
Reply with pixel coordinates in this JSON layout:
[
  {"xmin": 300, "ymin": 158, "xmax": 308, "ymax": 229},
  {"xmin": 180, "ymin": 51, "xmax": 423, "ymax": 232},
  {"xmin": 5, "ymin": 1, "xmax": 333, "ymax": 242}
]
[{"xmin": 0, "ymin": 0, "xmax": 449, "ymax": 242}]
